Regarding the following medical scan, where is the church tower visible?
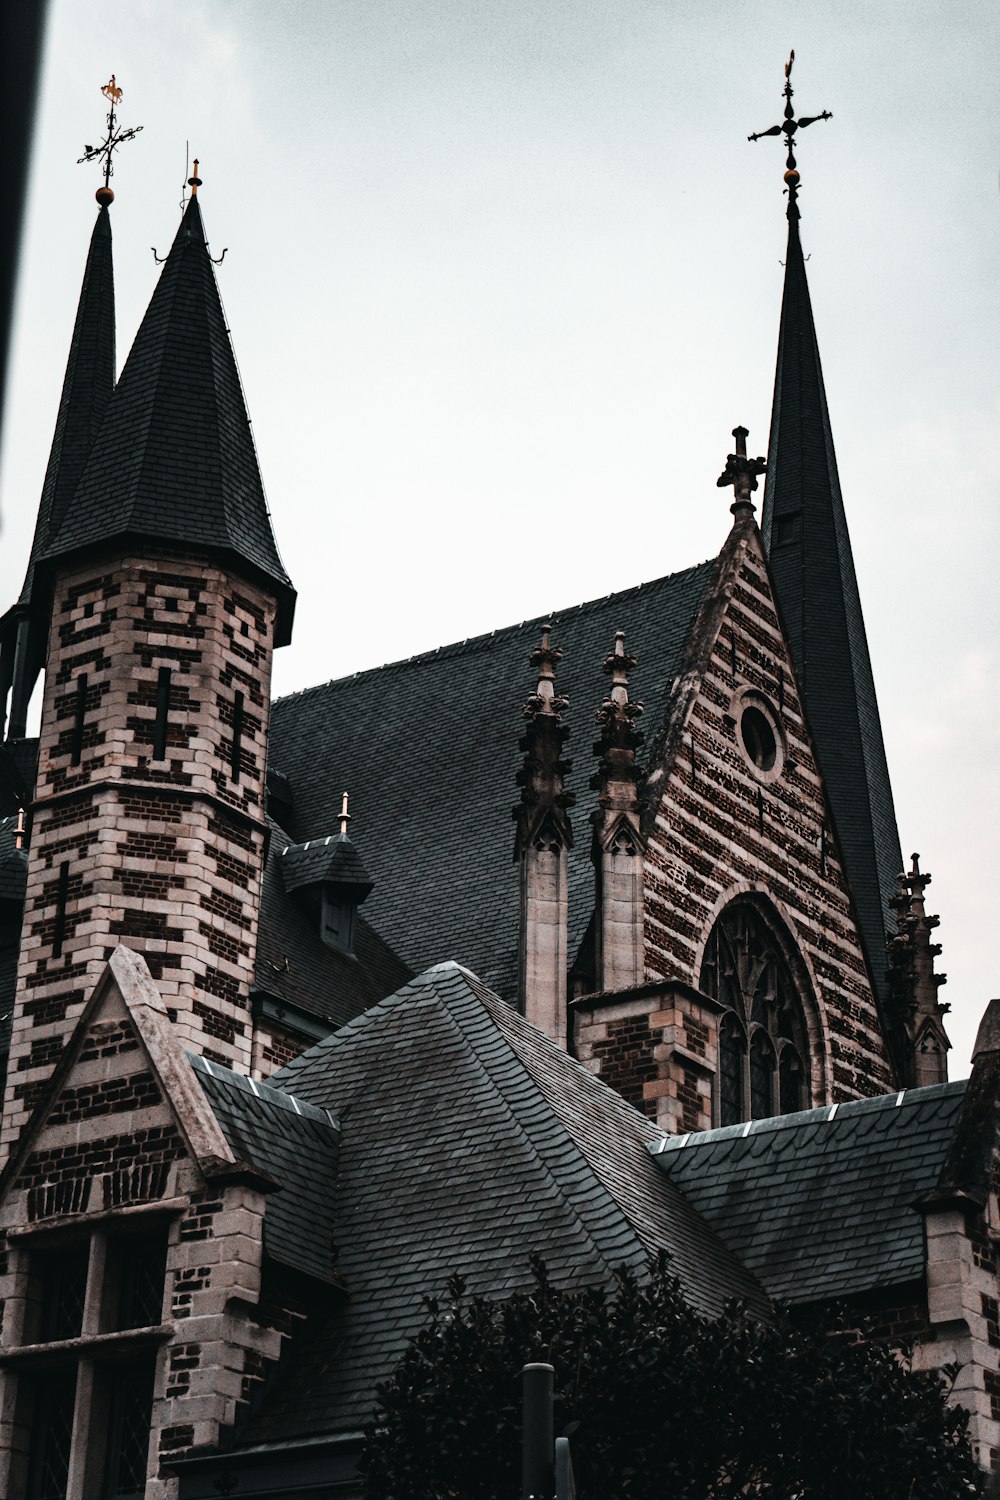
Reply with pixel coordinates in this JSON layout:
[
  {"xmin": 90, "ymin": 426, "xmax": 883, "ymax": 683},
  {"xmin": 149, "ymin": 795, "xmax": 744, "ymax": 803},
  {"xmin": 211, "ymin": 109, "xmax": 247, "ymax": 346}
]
[
  {"xmin": 1, "ymin": 173, "xmax": 295, "ymax": 1153},
  {"xmin": 754, "ymin": 57, "xmax": 917, "ymax": 1080}
]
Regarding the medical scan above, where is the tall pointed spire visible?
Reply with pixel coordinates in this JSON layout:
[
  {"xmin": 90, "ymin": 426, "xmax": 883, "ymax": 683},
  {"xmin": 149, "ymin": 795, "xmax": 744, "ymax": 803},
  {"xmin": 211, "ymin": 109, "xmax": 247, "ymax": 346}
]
[
  {"xmin": 1, "ymin": 198, "xmax": 117, "ymax": 739},
  {"xmin": 757, "ymin": 57, "xmax": 905, "ymax": 1070},
  {"xmin": 37, "ymin": 187, "xmax": 295, "ymax": 644}
]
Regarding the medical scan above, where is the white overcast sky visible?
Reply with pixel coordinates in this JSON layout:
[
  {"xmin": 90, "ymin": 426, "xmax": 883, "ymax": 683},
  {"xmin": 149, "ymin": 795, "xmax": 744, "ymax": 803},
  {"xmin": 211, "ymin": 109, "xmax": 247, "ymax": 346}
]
[{"xmin": 1, "ymin": 0, "xmax": 997, "ymax": 1074}]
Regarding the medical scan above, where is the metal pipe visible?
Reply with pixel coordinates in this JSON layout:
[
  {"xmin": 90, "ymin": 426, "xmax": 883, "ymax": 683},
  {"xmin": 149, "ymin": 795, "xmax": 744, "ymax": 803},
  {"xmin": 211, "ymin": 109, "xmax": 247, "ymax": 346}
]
[{"xmin": 521, "ymin": 1362, "xmax": 554, "ymax": 1500}]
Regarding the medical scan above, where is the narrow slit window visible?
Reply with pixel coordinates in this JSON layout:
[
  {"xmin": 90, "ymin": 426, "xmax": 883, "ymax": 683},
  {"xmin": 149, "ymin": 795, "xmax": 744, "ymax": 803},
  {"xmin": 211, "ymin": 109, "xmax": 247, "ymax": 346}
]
[
  {"xmin": 152, "ymin": 668, "xmax": 171, "ymax": 761},
  {"xmin": 70, "ymin": 673, "xmax": 88, "ymax": 765},
  {"xmin": 231, "ymin": 690, "xmax": 245, "ymax": 781},
  {"xmin": 52, "ymin": 862, "xmax": 70, "ymax": 959}
]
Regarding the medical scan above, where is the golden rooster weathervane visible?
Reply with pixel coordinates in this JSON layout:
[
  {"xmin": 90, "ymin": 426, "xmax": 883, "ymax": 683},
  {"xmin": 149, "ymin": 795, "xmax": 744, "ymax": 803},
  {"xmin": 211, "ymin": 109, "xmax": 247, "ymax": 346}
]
[{"xmin": 78, "ymin": 74, "xmax": 143, "ymax": 202}]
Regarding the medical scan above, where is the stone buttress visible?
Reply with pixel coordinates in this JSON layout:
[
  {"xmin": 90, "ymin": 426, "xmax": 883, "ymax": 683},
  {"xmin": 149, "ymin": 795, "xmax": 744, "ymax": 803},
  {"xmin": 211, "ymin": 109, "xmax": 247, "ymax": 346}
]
[
  {"xmin": 514, "ymin": 627, "xmax": 574, "ymax": 1044},
  {"xmin": 590, "ymin": 631, "xmax": 646, "ymax": 993}
]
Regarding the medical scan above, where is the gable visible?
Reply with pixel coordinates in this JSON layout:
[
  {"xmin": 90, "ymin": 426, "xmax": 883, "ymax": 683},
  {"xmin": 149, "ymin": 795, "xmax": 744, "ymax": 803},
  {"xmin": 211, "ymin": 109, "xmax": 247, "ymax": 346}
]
[
  {"xmin": 0, "ymin": 946, "xmax": 234, "ymax": 1229},
  {"xmin": 638, "ymin": 519, "xmax": 894, "ymax": 1100},
  {"xmin": 268, "ymin": 560, "xmax": 714, "ymax": 1000}
]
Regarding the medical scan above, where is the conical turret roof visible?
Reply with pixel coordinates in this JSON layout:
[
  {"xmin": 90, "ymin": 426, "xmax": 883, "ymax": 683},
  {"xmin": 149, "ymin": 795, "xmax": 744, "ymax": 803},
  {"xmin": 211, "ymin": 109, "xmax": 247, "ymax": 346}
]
[
  {"xmin": 10, "ymin": 200, "xmax": 116, "ymax": 618},
  {"xmin": 40, "ymin": 194, "xmax": 295, "ymax": 643},
  {"xmin": 761, "ymin": 211, "xmax": 904, "ymax": 1065}
]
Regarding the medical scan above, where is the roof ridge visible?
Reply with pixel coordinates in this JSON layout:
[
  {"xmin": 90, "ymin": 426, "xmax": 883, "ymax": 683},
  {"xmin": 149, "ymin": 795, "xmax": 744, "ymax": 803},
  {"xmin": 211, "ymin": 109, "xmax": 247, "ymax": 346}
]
[
  {"xmin": 656, "ymin": 1081, "xmax": 968, "ymax": 1152},
  {"xmin": 272, "ymin": 559, "xmax": 715, "ymax": 709},
  {"xmin": 187, "ymin": 1050, "xmax": 340, "ymax": 1129},
  {"xmin": 430, "ymin": 968, "xmax": 647, "ymax": 1279}
]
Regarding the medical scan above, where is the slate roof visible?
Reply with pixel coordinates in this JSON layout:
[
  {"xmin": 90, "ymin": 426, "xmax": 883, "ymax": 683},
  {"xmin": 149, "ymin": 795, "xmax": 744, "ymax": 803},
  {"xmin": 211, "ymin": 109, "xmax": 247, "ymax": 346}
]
[
  {"xmin": 241, "ymin": 962, "xmax": 766, "ymax": 1441},
  {"xmin": 254, "ymin": 817, "xmax": 412, "ymax": 1030},
  {"xmin": 6, "ymin": 202, "xmax": 116, "ymax": 622},
  {"xmin": 188, "ymin": 1053, "xmax": 342, "ymax": 1285},
  {"xmin": 650, "ymin": 1081, "xmax": 967, "ymax": 1305},
  {"xmin": 279, "ymin": 834, "xmax": 373, "ymax": 897},
  {"xmin": 760, "ymin": 212, "xmax": 903, "ymax": 1057},
  {"xmin": 38, "ymin": 195, "xmax": 296, "ymax": 644},
  {"xmin": 268, "ymin": 560, "xmax": 715, "ymax": 1000}
]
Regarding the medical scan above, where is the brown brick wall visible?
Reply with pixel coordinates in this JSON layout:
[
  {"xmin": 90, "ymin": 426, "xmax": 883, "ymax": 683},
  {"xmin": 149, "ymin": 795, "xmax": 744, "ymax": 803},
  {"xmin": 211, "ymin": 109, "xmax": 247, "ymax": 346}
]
[
  {"xmin": 3, "ymin": 553, "xmax": 277, "ymax": 1154},
  {"xmin": 639, "ymin": 530, "xmax": 892, "ymax": 1121}
]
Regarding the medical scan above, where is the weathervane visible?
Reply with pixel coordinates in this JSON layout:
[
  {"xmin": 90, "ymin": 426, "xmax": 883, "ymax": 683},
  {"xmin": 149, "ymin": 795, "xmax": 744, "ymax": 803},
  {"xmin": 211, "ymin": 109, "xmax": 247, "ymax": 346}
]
[
  {"xmin": 77, "ymin": 74, "xmax": 143, "ymax": 202},
  {"xmin": 748, "ymin": 51, "xmax": 831, "ymax": 217}
]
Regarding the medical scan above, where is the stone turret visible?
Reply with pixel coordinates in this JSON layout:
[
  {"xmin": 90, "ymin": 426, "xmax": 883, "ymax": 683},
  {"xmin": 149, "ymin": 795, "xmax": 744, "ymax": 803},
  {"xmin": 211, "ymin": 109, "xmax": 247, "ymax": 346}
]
[
  {"xmin": 513, "ymin": 626, "xmax": 574, "ymax": 1043},
  {"xmin": 1, "ymin": 186, "xmax": 295, "ymax": 1154},
  {"xmin": 887, "ymin": 853, "xmax": 950, "ymax": 1087},
  {"xmin": 590, "ymin": 631, "xmax": 646, "ymax": 991}
]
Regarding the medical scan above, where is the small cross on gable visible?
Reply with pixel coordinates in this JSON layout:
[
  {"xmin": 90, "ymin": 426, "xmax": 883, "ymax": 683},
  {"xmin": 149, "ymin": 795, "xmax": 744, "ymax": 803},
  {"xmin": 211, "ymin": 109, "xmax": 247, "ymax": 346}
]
[{"xmin": 716, "ymin": 426, "xmax": 767, "ymax": 515}]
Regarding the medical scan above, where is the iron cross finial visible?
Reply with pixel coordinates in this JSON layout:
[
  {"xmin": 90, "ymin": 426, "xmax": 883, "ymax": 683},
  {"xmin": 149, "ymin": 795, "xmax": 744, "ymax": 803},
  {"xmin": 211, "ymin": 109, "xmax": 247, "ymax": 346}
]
[
  {"xmin": 748, "ymin": 51, "xmax": 831, "ymax": 218},
  {"xmin": 78, "ymin": 74, "xmax": 143, "ymax": 204},
  {"xmin": 717, "ymin": 426, "xmax": 766, "ymax": 516}
]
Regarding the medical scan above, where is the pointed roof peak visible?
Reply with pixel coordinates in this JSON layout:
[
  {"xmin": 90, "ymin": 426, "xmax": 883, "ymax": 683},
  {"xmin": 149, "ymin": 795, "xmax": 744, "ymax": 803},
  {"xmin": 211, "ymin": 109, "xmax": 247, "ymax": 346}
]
[
  {"xmin": 760, "ymin": 100, "xmax": 905, "ymax": 1074},
  {"xmin": 6, "ymin": 198, "xmax": 116, "ymax": 623},
  {"xmin": 39, "ymin": 188, "xmax": 296, "ymax": 644}
]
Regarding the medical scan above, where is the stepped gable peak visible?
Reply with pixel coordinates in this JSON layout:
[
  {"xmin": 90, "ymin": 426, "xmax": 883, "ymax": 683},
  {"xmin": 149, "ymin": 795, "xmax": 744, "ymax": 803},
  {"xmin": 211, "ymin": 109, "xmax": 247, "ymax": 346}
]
[{"xmin": 39, "ymin": 192, "xmax": 295, "ymax": 645}]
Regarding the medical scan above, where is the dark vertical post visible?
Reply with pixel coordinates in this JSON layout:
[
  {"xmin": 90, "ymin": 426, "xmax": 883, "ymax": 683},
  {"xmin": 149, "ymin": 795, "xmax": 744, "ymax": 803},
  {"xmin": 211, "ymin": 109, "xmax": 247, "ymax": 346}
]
[
  {"xmin": 152, "ymin": 667, "xmax": 171, "ymax": 760},
  {"xmin": 522, "ymin": 1362, "xmax": 553, "ymax": 1500},
  {"xmin": 230, "ymin": 690, "xmax": 245, "ymax": 781},
  {"xmin": 70, "ymin": 673, "xmax": 88, "ymax": 765},
  {"xmin": 7, "ymin": 617, "xmax": 33, "ymax": 739},
  {"xmin": 52, "ymin": 861, "xmax": 70, "ymax": 958}
]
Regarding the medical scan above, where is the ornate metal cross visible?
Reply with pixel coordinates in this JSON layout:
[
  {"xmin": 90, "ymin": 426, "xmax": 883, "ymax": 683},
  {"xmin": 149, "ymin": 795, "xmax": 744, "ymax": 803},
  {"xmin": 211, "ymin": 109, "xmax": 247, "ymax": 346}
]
[
  {"xmin": 748, "ymin": 51, "xmax": 831, "ymax": 213},
  {"xmin": 77, "ymin": 74, "xmax": 143, "ymax": 199},
  {"xmin": 717, "ymin": 427, "xmax": 766, "ymax": 515}
]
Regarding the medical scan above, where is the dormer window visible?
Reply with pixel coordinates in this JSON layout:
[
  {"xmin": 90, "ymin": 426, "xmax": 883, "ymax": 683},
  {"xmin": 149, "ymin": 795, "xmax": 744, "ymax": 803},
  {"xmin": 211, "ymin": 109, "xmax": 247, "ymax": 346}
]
[{"xmin": 279, "ymin": 807, "xmax": 374, "ymax": 962}]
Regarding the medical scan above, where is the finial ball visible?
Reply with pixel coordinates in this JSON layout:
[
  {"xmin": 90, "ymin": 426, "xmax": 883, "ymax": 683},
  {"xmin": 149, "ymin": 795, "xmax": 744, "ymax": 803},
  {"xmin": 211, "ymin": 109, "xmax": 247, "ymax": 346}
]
[
  {"xmin": 783, "ymin": 168, "xmax": 800, "ymax": 185},
  {"xmin": 95, "ymin": 185, "xmax": 115, "ymax": 206}
]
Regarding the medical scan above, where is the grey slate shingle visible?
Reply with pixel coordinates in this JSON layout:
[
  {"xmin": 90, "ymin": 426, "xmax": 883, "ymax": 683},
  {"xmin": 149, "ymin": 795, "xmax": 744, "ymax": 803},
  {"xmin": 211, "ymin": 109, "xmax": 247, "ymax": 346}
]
[
  {"xmin": 279, "ymin": 834, "xmax": 373, "ymax": 897},
  {"xmin": 650, "ymin": 1082, "xmax": 966, "ymax": 1304},
  {"xmin": 7, "ymin": 203, "xmax": 116, "ymax": 621},
  {"xmin": 189, "ymin": 1054, "xmax": 341, "ymax": 1285},
  {"xmin": 39, "ymin": 195, "xmax": 295, "ymax": 644},
  {"xmin": 760, "ymin": 216, "xmax": 903, "ymax": 1050},
  {"xmin": 268, "ymin": 561, "xmax": 714, "ymax": 1002},
  {"xmin": 237, "ymin": 961, "xmax": 766, "ymax": 1441},
  {"xmin": 254, "ymin": 816, "xmax": 412, "ymax": 1030}
]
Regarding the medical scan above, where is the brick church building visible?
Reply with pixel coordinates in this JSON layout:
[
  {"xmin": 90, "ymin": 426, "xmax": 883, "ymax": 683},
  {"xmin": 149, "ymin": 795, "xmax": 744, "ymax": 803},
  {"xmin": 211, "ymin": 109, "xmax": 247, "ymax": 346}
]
[{"xmin": 0, "ymin": 86, "xmax": 995, "ymax": 1500}]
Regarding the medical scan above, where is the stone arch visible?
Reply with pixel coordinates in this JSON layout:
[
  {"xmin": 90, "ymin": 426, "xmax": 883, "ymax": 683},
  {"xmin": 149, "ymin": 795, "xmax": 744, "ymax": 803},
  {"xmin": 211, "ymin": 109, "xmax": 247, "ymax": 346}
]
[{"xmin": 697, "ymin": 887, "xmax": 829, "ymax": 1122}]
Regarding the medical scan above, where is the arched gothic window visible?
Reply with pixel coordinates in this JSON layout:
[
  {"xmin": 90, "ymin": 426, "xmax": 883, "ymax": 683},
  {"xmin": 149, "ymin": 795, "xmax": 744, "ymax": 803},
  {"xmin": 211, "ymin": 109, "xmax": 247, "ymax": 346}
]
[{"xmin": 700, "ymin": 901, "xmax": 809, "ymax": 1127}]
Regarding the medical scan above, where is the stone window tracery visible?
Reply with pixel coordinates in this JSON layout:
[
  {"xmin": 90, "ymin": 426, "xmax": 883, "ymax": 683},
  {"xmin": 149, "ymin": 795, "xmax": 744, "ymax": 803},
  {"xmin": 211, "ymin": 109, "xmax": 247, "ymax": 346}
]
[{"xmin": 700, "ymin": 900, "xmax": 809, "ymax": 1127}]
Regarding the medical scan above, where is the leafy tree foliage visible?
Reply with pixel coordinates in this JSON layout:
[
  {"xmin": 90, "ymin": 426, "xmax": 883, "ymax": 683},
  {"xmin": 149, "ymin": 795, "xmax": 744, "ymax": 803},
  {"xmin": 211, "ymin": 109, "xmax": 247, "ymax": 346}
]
[{"xmin": 362, "ymin": 1256, "xmax": 982, "ymax": 1499}]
